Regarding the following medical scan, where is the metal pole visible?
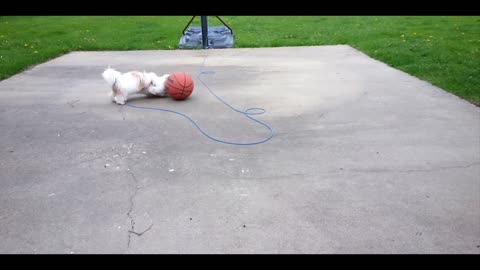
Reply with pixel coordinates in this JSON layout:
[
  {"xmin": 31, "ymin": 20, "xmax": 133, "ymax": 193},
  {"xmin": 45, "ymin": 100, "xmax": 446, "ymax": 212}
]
[{"xmin": 201, "ymin": 16, "xmax": 208, "ymax": 49}]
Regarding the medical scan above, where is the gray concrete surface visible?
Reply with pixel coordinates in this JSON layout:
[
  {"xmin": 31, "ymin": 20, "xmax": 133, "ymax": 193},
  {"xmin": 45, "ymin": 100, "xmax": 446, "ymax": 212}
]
[{"xmin": 0, "ymin": 45, "xmax": 479, "ymax": 254}]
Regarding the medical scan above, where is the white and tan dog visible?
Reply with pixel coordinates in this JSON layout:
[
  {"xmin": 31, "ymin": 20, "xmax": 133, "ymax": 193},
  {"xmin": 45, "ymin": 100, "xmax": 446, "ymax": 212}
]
[{"xmin": 102, "ymin": 68, "xmax": 170, "ymax": 105}]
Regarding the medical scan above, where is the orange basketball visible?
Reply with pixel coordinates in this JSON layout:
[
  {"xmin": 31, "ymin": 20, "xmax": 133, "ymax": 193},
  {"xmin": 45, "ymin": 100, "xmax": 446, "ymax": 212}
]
[{"xmin": 166, "ymin": 72, "xmax": 194, "ymax": 100}]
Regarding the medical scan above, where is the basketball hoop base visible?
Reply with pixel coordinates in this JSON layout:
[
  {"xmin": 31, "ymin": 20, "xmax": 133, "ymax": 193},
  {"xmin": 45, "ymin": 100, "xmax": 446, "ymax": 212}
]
[{"xmin": 179, "ymin": 16, "xmax": 234, "ymax": 49}]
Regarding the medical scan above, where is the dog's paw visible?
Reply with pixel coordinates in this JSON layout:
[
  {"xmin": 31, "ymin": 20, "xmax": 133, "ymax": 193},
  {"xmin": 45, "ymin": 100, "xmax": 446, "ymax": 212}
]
[{"xmin": 114, "ymin": 95, "xmax": 126, "ymax": 105}]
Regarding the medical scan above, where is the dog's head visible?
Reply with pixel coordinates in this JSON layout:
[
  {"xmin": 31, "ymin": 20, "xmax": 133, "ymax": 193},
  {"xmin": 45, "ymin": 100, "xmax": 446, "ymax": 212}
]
[{"xmin": 145, "ymin": 72, "xmax": 170, "ymax": 94}]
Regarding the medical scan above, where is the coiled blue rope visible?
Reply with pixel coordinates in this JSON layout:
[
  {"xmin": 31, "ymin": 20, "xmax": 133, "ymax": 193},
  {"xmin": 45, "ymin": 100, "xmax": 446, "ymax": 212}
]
[{"xmin": 126, "ymin": 50, "xmax": 274, "ymax": 146}]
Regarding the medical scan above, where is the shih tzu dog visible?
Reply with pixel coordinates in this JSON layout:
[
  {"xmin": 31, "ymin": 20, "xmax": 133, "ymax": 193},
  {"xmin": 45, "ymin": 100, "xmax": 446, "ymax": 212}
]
[{"xmin": 102, "ymin": 67, "xmax": 170, "ymax": 105}]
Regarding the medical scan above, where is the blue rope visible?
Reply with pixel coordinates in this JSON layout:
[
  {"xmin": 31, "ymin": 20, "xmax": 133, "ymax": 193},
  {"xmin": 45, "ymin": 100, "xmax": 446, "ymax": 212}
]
[{"xmin": 126, "ymin": 51, "xmax": 274, "ymax": 146}]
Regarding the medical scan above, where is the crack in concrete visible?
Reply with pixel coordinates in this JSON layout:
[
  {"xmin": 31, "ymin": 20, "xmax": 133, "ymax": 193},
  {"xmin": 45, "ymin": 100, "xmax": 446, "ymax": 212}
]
[
  {"xmin": 246, "ymin": 162, "xmax": 480, "ymax": 180},
  {"xmin": 344, "ymin": 161, "xmax": 480, "ymax": 174},
  {"xmin": 67, "ymin": 99, "xmax": 80, "ymax": 108},
  {"xmin": 126, "ymin": 171, "xmax": 138, "ymax": 249},
  {"xmin": 126, "ymin": 171, "xmax": 153, "ymax": 250},
  {"xmin": 129, "ymin": 224, "xmax": 153, "ymax": 236}
]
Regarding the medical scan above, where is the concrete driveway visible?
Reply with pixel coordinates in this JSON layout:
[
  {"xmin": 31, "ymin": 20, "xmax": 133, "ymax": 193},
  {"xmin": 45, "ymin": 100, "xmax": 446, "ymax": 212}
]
[{"xmin": 0, "ymin": 46, "xmax": 478, "ymax": 253}]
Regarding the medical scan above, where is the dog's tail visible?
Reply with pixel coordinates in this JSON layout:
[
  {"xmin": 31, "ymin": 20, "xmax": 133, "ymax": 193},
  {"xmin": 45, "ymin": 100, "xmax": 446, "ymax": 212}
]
[{"xmin": 102, "ymin": 68, "xmax": 121, "ymax": 86}]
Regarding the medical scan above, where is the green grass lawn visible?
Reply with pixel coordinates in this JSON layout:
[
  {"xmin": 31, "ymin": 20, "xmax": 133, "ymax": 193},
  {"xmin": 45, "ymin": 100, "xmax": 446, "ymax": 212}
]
[{"xmin": 1, "ymin": 16, "xmax": 478, "ymax": 105}]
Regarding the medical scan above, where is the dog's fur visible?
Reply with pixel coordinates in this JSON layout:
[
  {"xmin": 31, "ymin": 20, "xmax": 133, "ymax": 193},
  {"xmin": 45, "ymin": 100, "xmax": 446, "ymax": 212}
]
[{"xmin": 102, "ymin": 68, "xmax": 170, "ymax": 105}]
